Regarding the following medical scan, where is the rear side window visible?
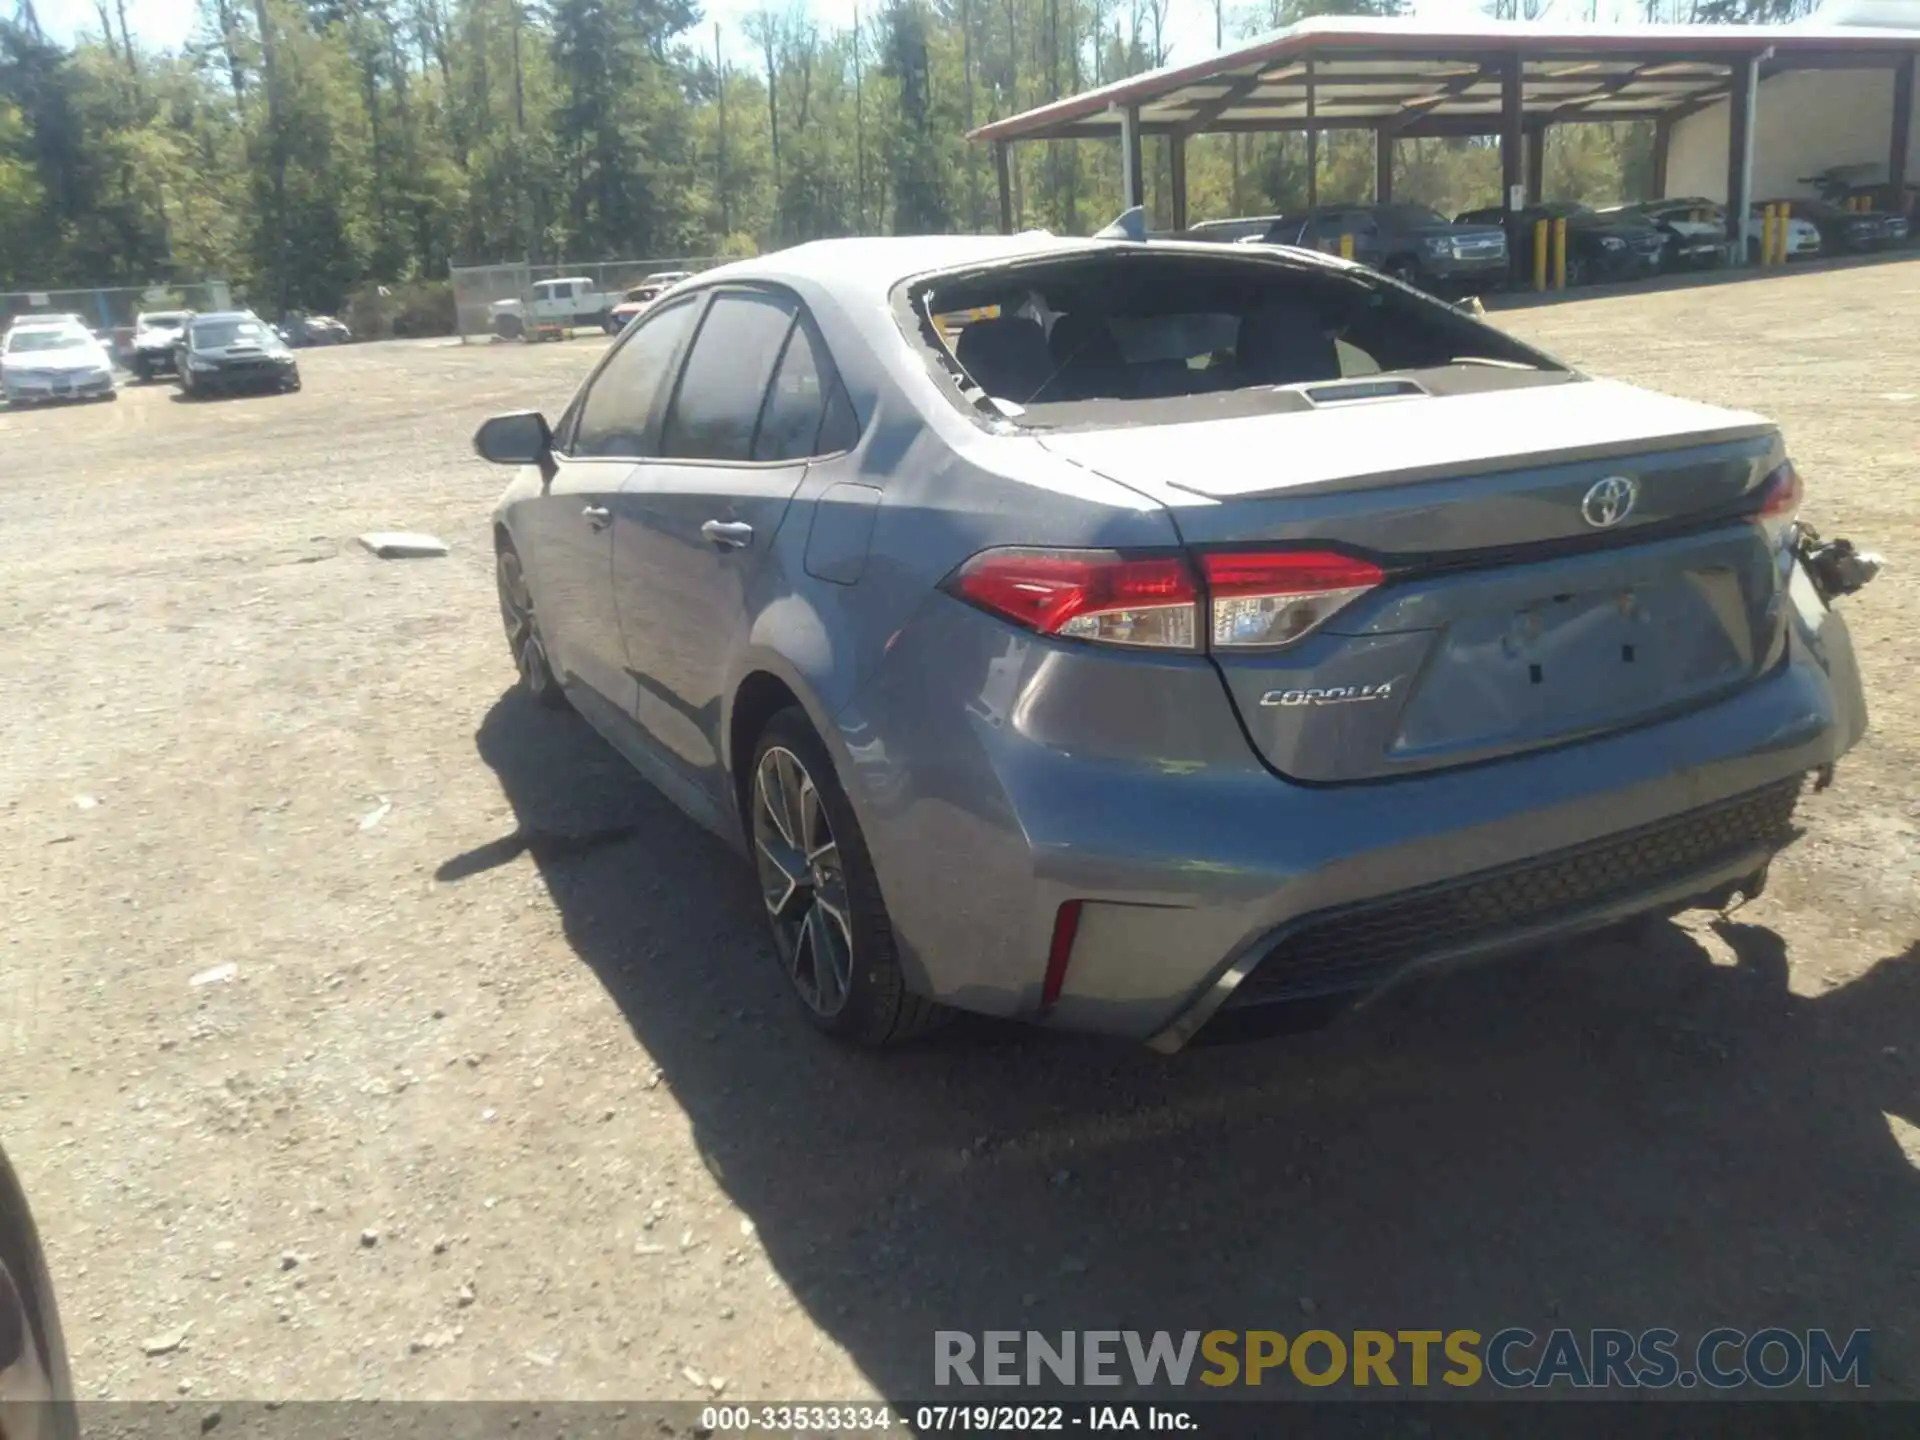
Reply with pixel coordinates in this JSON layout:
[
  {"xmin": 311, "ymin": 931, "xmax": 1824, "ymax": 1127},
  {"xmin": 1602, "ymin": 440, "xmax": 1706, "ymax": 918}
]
[
  {"xmin": 752, "ymin": 318, "xmax": 859, "ymax": 461},
  {"xmin": 663, "ymin": 291, "xmax": 798, "ymax": 462},
  {"xmin": 572, "ymin": 297, "xmax": 699, "ymax": 458}
]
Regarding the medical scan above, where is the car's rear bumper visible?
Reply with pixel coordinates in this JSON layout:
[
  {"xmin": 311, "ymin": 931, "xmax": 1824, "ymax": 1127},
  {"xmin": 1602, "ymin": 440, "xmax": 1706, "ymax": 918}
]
[{"xmin": 843, "ymin": 577, "xmax": 1867, "ymax": 1047}]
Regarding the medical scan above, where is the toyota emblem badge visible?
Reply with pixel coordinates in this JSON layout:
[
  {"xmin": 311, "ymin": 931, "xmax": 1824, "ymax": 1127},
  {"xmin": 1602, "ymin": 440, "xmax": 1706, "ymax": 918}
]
[{"xmin": 1581, "ymin": 475, "xmax": 1638, "ymax": 529}]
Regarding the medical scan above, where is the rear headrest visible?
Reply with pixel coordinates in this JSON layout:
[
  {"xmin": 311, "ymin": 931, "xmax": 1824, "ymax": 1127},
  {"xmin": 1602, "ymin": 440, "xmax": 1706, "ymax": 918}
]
[
  {"xmin": 1236, "ymin": 300, "xmax": 1339, "ymax": 387},
  {"xmin": 1046, "ymin": 311, "xmax": 1108, "ymax": 364},
  {"xmin": 954, "ymin": 315, "xmax": 1054, "ymax": 406},
  {"xmin": 1043, "ymin": 312, "xmax": 1132, "ymax": 401}
]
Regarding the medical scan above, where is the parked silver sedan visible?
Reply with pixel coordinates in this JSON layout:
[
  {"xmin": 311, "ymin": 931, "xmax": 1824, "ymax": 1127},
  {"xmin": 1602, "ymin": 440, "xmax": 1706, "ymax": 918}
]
[
  {"xmin": 1, "ymin": 323, "xmax": 117, "ymax": 405},
  {"xmin": 475, "ymin": 233, "xmax": 1875, "ymax": 1049}
]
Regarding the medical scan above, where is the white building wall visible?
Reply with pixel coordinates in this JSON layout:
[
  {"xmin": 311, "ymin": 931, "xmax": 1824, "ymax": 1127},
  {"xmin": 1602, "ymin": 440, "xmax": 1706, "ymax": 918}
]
[{"xmin": 1665, "ymin": 66, "xmax": 1920, "ymax": 201}]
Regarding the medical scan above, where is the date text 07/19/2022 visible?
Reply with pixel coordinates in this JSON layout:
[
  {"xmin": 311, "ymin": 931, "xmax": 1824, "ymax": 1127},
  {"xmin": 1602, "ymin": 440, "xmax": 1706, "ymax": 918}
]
[{"xmin": 697, "ymin": 1404, "xmax": 1190, "ymax": 1433}]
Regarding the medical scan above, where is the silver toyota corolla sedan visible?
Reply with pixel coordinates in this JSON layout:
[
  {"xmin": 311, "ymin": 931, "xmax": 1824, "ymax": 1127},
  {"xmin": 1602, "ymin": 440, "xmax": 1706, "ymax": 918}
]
[{"xmin": 474, "ymin": 232, "xmax": 1879, "ymax": 1050}]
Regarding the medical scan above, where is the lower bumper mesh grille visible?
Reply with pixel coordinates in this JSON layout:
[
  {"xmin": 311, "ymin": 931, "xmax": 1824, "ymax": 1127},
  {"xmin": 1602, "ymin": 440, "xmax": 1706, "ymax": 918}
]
[{"xmin": 1223, "ymin": 776, "xmax": 1805, "ymax": 1010}]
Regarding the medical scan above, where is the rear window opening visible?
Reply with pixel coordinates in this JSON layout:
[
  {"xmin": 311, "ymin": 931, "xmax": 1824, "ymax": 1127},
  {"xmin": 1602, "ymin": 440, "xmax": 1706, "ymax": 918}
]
[{"xmin": 904, "ymin": 248, "xmax": 1570, "ymax": 429}]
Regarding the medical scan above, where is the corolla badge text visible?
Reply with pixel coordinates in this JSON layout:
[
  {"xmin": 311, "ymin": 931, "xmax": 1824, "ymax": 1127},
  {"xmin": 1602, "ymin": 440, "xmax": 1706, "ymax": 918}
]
[{"xmin": 1259, "ymin": 680, "xmax": 1398, "ymax": 707}]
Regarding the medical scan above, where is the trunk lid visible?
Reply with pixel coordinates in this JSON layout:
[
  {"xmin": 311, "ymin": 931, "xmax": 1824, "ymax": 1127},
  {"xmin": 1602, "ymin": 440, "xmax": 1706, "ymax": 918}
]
[{"xmin": 1037, "ymin": 378, "xmax": 1788, "ymax": 783}]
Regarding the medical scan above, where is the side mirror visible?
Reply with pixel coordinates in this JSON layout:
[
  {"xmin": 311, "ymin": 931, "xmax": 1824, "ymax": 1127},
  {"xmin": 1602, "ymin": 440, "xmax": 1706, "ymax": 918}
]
[{"xmin": 474, "ymin": 410, "xmax": 553, "ymax": 467}]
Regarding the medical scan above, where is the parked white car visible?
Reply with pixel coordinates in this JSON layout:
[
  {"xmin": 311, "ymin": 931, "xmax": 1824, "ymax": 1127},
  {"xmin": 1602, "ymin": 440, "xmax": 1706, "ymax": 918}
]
[
  {"xmin": 1745, "ymin": 205, "xmax": 1823, "ymax": 260},
  {"xmin": 487, "ymin": 277, "xmax": 611, "ymax": 340},
  {"xmin": 1, "ymin": 323, "xmax": 118, "ymax": 405},
  {"xmin": 131, "ymin": 310, "xmax": 191, "ymax": 380}
]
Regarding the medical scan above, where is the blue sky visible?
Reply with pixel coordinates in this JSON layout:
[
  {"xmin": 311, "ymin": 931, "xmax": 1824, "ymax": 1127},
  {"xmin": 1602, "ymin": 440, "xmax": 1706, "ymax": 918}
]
[{"xmin": 41, "ymin": 0, "xmax": 1628, "ymax": 70}]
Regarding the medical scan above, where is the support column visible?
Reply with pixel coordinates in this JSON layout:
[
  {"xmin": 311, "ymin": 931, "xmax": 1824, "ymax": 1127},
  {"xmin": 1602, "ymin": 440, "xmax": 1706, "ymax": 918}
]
[
  {"xmin": 1652, "ymin": 114, "xmax": 1672, "ymax": 200},
  {"xmin": 1500, "ymin": 51, "xmax": 1525, "ymax": 217},
  {"xmin": 993, "ymin": 141, "xmax": 1013, "ymax": 234},
  {"xmin": 1376, "ymin": 129, "xmax": 1392, "ymax": 203},
  {"xmin": 1525, "ymin": 121, "xmax": 1546, "ymax": 204},
  {"xmin": 1727, "ymin": 54, "xmax": 1759, "ymax": 261},
  {"xmin": 1169, "ymin": 132, "xmax": 1189, "ymax": 232},
  {"xmin": 1306, "ymin": 58, "xmax": 1318, "ymax": 208},
  {"xmin": 1891, "ymin": 52, "xmax": 1915, "ymax": 224},
  {"xmin": 1120, "ymin": 105, "xmax": 1143, "ymax": 212}
]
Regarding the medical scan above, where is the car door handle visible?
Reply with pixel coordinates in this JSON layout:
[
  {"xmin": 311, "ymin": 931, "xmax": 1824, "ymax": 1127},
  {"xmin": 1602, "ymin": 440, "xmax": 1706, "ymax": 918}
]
[
  {"xmin": 701, "ymin": 520, "xmax": 754, "ymax": 550},
  {"xmin": 582, "ymin": 505, "xmax": 612, "ymax": 531}
]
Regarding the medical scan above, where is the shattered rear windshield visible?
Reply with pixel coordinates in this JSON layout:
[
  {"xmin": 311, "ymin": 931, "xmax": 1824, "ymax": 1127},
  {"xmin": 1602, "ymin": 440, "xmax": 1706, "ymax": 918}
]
[{"xmin": 901, "ymin": 247, "xmax": 1565, "ymax": 428}]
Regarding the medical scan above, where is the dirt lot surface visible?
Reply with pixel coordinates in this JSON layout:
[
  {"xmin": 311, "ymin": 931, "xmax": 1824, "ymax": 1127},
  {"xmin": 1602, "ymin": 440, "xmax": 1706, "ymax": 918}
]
[{"xmin": 3, "ymin": 263, "xmax": 1917, "ymax": 1405}]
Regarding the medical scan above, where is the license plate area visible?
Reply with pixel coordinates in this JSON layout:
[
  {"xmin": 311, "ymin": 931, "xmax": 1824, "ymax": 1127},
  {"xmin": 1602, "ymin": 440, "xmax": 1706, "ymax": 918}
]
[{"xmin": 1392, "ymin": 569, "xmax": 1755, "ymax": 759}]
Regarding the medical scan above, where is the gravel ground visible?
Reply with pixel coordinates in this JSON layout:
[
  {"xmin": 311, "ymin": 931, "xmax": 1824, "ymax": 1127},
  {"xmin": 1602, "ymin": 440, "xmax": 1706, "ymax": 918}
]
[{"xmin": 2, "ymin": 264, "xmax": 1917, "ymax": 1405}]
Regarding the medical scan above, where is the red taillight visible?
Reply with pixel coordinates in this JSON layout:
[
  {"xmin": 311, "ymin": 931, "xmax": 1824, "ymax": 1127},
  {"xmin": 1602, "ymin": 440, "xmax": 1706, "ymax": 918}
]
[
  {"xmin": 1758, "ymin": 460, "xmax": 1803, "ymax": 518},
  {"xmin": 946, "ymin": 548, "xmax": 1201, "ymax": 650},
  {"xmin": 1200, "ymin": 549, "xmax": 1385, "ymax": 649},
  {"xmin": 1041, "ymin": 900, "xmax": 1083, "ymax": 1008},
  {"xmin": 1757, "ymin": 460, "xmax": 1804, "ymax": 548}
]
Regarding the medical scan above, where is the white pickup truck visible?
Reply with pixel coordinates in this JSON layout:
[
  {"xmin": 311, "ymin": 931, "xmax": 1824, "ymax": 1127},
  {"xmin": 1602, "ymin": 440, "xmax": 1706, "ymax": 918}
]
[{"xmin": 487, "ymin": 277, "xmax": 611, "ymax": 340}]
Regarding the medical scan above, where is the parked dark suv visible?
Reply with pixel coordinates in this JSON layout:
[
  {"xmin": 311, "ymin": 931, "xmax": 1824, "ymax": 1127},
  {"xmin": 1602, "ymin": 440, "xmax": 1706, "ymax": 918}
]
[
  {"xmin": 1, "ymin": 1143, "xmax": 78, "ymax": 1440},
  {"xmin": 1252, "ymin": 204, "xmax": 1510, "ymax": 293},
  {"xmin": 1458, "ymin": 200, "xmax": 1665, "ymax": 285}
]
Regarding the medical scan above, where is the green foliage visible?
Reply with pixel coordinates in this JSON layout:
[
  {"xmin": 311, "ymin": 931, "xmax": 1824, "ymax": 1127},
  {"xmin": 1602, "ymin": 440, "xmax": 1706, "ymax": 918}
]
[
  {"xmin": 346, "ymin": 276, "xmax": 454, "ymax": 335},
  {"xmin": 0, "ymin": 0, "xmax": 1668, "ymax": 307}
]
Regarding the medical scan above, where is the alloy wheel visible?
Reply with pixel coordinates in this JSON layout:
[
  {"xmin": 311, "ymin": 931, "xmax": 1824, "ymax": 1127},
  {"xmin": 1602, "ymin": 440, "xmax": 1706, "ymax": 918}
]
[
  {"xmin": 496, "ymin": 549, "xmax": 554, "ymax": 703},
  {"xmin": 752, "ymin": 746, "xmax": 854, "ymax": 1018}
]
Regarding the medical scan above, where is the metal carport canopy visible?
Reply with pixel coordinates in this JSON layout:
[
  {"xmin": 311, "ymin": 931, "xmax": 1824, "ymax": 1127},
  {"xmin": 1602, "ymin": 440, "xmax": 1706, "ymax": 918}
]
[{"xmin": 966, "ymin": 14, "xmax": 1920, "ymax": 244}]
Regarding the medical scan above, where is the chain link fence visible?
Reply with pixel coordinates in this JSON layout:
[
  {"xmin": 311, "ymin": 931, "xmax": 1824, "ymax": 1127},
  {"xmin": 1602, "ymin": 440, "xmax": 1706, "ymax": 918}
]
[
  {"xmin": 2, "ymin": 282, "xmax": 235, "ymax": 361},
  {"xmin": 449, "ymin": 258, "xmax": 724, "ymax": 342}
]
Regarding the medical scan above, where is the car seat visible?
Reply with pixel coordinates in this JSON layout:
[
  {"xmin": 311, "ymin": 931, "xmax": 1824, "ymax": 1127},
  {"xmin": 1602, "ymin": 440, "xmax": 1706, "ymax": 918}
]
[
  {"xmin": 1235, "ymin": 301, "xmax": 1340, "ymax": 387},
  {"xmin": 953, "ymin": 316, "xmax": 1055, "ymax": 406}
]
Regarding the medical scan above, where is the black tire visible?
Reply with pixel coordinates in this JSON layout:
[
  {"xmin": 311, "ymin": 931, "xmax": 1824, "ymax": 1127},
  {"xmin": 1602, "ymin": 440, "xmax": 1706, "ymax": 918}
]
[
  {"xmin": 495, "ymin": 541, "xmax": 567, "ymax": 709},
  {"xmin": 132, "ymin": 358, "xmax": 151, "ymax": 383},
  {"xmin": 748, "ymin": 707, "xmax": 945, "ymax": 1046},
  {"xmin": 0, "ymin": 1147, "xmax": 79, "ymax": 1440}
]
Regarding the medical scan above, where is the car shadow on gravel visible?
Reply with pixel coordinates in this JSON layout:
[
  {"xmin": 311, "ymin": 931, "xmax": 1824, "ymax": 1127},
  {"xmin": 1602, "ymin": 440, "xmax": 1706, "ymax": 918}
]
[{"xmin": 453, "ymin": 688, "xmax": 1920, "ymax": 1404}]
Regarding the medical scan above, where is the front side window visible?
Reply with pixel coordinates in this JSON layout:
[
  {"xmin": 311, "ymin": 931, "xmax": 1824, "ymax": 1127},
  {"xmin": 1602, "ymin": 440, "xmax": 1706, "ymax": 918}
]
[
  {"xmin": 571, "ymin": 297, "xmax": 700, "ymax": 459},
  {"xmin": 661, "ymin": 290, "xmax": 799, "ymax": 463}
]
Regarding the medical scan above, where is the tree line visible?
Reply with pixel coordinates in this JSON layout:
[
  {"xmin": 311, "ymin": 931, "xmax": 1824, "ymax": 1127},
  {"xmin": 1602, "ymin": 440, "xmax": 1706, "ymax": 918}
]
[{"xmin": 0, "ymin": 0, "xmax": 1814, "ymax": 315}]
